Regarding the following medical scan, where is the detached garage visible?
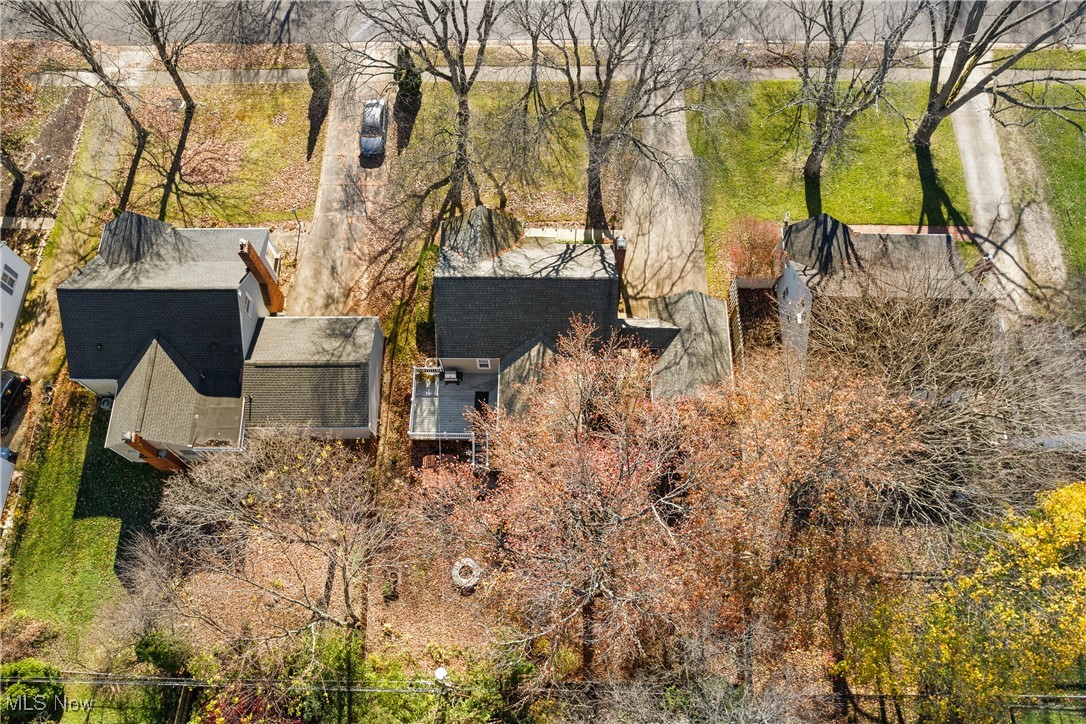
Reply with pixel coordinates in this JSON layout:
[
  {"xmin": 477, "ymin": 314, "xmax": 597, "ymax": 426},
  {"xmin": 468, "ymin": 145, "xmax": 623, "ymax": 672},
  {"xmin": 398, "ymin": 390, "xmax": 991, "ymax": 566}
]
[{"xmin": 242, "ymin": 317, "xmax": 384, "ymax": 439}]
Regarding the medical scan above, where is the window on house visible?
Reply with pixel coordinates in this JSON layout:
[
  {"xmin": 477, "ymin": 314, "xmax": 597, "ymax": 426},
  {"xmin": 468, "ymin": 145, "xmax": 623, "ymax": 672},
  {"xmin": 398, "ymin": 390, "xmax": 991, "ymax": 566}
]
[
  {"xmin": 243, "ymin": 293, "xmax": 254, "ymax": 317},
  {"xmin": 1, "ymin": 265, "xmax": 18, "ymax": 295},
  {"xmin": 477, "ymin": 359, "xmax": 491, "ymax": 370}
]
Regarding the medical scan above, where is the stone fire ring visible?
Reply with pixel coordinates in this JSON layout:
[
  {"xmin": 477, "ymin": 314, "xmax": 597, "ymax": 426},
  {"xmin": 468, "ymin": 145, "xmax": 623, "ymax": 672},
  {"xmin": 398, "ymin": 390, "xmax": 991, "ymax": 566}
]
[{"xmin": 451, "ymin": 557, "xmax": 482, "ymax": 589}]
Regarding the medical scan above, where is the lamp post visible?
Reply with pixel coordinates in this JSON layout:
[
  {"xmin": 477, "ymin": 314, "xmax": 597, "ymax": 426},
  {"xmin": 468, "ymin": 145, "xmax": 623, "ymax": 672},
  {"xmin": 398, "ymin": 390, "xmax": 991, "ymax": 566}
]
[{"xmin": 292, "ymin": 207, "xmax": 301, "ymax": 260}]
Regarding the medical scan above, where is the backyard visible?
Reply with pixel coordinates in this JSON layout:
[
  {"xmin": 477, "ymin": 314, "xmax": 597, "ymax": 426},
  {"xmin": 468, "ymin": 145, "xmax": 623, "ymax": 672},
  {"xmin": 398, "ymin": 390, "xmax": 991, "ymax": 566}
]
[
  {"xmin": 688, "ymin": 81, "xmax": 971, "ymax": 289},
  {"xmin": 3, "ymin": 383, "xmax": 165, "ymax": 651}
]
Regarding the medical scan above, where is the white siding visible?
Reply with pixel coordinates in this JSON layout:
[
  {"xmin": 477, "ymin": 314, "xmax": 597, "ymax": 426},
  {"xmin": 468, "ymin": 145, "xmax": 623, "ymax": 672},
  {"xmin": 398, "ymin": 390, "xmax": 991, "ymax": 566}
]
[
  {"xmin": 437, "ymin": 357, "xmax": 500, "ymax": 373},
  {"xmin": 237, "ymin": 272, "xmax": 270, "ymax": 355},
  {"xmin": 368, "ymin": 325, "xmax": 385, "ymax": 437},
  {"xmin": 73, "ymin": 378, "xmax": 118, "ymax": 397},
  {"xmin": 1, "ymin": 244, "xmax": 32, "ymax": 367}
]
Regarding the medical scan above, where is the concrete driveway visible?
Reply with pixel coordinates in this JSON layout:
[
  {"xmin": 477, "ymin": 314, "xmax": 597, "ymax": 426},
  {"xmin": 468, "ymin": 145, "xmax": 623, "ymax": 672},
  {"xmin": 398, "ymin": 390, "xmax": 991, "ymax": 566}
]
[
  {"xmin": 622, "ymin": 90, "xmax": 709, "ymax": 315},
  {"xmin": 287, "ymin": 61, "xmax": 390, "ymax": 317}
]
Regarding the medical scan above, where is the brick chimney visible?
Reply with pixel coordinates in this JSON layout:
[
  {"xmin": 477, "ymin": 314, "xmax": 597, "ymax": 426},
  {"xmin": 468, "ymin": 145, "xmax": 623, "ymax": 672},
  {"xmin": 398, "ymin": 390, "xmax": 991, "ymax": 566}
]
[
  {"xmin": 123, "ymin": 433, "xmax": 188, "ymax": 472},
  {"xmin": 238, "ymin": 239, "xmax": 284, "ymax": 313},
  {"xmin": 613, "ymin": 236, "xmax": 627, "ymax": 280}
]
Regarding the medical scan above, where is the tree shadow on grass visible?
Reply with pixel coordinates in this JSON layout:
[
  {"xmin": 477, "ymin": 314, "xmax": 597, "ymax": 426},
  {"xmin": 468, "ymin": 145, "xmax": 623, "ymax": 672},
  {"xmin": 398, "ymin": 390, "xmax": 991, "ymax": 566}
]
[
  {"xmin": 915, "ymin": 145, "xmax": 971, "ymax": 233},
  {"xmin": 73, "ymin": 407, "xmax": 167, "ymax": 582},
  {"xmin": 306, "ymin": 45, "xmax": 330, "ymax": 162}
]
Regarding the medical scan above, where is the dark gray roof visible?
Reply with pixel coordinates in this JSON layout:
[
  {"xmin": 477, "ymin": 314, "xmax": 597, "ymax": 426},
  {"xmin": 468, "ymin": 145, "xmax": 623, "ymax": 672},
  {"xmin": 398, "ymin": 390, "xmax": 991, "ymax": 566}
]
[
  {"xmin": 439, "ymin": 205, "xmax": 523, "ymax": 266},
  {"xmin": 57, "ymin": 212, "xmax": 274, "ymax": 384},
  {"xmin": 58, "ymin": 287, "xmax": 245, "ymax": 385},
  {"xmin": 242, "ymin": 316, "xmax": 380, "ymax": 428},
  {"xmin": 434, "ymin": 276, "xmax": 620, "ymax": 359},
  {"xmin": 433, "ymin": 207, "xmax": 620, "ymax": 359},
  {"xmin": 438, "ymin": 241, "xmax": 618, "ymax": 280},
  {"xmin": 498, "ymin": 336, "xmax": 556, "ymax": 417},
  {"xmin": 245, "ymin": 316, "xmax": 379, "ymax": 365},
  {"xmin": 648, "ymin": 290, "xmax": 733, "ymax": 400},
  {"xmin": 782, "ymin": 214, "xmax": 981, "ymax": 299},
  {"xmin": 105, "ymin": 338, "xmax": 243, "ymax": 450},
  {"xmin": 59, "ymin": 212, "xmax": 271, "ymax": 292},
  {"xmin": 615, "ymin": 317, "xmax": 681, "ymax": 351}
]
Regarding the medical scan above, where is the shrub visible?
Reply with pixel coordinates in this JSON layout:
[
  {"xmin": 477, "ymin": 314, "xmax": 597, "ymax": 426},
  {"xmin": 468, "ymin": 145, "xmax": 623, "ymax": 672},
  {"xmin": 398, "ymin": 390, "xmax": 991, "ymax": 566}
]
[{"xmin": 0, "ymin": 658, "xmax": 64, "ymax": 723}]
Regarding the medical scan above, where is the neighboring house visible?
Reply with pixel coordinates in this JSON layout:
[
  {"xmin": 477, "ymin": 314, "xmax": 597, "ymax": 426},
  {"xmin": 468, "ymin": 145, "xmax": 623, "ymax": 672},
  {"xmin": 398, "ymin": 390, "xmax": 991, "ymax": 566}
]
[
  {"xmin": 59, "ymin": 212, "xmax": 383, "ymax": 468},
  {"xmin": 409, "ymin": 206, "xmax": 736, "ymax": 447},
  {"xmin": 767, "ymin": 214, "xmax": 989, "ymax": 365},
  {"xmin": 1, "ymin": 243, "xmax": 32, "ymax": 367}
]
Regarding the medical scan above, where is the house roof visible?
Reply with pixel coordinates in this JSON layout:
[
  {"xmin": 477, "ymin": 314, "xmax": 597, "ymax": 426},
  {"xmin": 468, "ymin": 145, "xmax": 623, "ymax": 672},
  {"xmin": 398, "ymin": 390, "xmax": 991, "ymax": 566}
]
[
  {"xmin": 59, "ymin": 211, "xmax": 271, "ymax": 292},
  {"xmin": 439, "ymin": 205, "xmax": 523, "ymax": 265},
  {"xmin": 648, "ymin": 290, "xmax": 733, "ymax": 399},
  {"xmin": 245, "ymin": 316, "xmax": 378, "ymax": 365},
  {"xmin": 498, "ymin": 336, "xmax": 556, "ymax": 417},
  {"xmin": 437, "ymin": 206, "xmax": 617, "ymax": 280},
  {"xmin": 781, "ymin": 214, "xmax": 982, "ymax": 299},
  {"xmin": 242, "ymin": 317, "xmax": 380, "ymax": 428},
  {"xmin": 105, "ymin": 338, "xmax": 243, "ymax": 451}
]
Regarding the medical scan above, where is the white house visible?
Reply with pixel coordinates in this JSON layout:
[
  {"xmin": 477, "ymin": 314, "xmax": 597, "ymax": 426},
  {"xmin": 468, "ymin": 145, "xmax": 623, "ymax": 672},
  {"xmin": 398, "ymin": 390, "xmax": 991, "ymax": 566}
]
[{"xmin": 1, "ymin": 243, "xmax": 32, "ymax": 367}]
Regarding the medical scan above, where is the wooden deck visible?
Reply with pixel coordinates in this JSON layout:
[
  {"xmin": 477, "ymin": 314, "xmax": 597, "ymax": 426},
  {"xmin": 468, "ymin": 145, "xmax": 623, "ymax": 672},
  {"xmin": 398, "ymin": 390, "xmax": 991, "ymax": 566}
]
[{"xmin": 409, "ymin": 370, "xmax": 500, "ymax": 439}]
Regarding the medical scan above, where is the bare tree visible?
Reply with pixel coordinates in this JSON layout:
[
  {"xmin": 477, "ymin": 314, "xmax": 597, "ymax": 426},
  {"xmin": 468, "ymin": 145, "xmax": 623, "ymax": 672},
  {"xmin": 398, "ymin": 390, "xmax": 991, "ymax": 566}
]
[
  {"xmin": 912, "ymin": 0, "xmax": 1086, "ymax": 148},
  {"xmin": 531, "ymin": 0, "xmax": 735, "ymax": 234},
  {"xmin": 768, "ymin": 0, "xmax": 923, "ymax": 213},
  {"xmin": 340, "ymin": 0, "xmax": 504, "ymax": 231},
  {"xmin": 808, "ymin": 277, "xmax": 1086, "ymax": 526},
  {"xmin": 13, "ymin": 0, "xmax": 149, "ymax": 211},
  {"xmin": 123, "ymin": 431, "xmax": 398, "ymax": 675},
  {"xmin": 122, "ymin": 0, "xmax": 211, "ymax": 220},
  {"xmin": 414, "ymin": 320, "xmax": 712, "ymax": 683}
]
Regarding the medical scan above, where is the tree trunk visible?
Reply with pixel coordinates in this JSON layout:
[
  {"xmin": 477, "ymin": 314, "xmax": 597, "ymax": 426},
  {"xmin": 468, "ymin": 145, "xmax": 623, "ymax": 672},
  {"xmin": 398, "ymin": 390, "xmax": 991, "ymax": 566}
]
[
  {"xmin": 911, "ymin": 110, "xmax": 945, "ymax": 149},
  {"xmin": 581, "ymin": 596, "xmax": 596, "ymax": 677},
  {"xmin": 585, "ymin": 146, "xmax": 609, "ymax": 236},
  {"xmin": 824, "ymin": 577, "xmax": 855, "ymax": 722}
]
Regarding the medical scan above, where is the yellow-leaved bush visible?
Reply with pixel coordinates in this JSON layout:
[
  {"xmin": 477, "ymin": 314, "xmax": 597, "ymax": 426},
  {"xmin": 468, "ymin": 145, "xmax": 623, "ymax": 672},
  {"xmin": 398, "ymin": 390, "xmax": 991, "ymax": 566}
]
[{"xmin": 921, "ymin": 482, "xmax": 1086, "ymax": 722}]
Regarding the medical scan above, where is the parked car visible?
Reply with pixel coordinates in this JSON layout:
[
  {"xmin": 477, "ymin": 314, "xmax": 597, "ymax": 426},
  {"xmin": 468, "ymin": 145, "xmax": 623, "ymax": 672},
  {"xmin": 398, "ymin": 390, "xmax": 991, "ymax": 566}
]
[
  {"xmin": 358, "ymin": 98, "xmax": 388, "ymax": 160},
  {"xmin": 1, "ymin": 370, "xmax": 31, "ymax": 436}
]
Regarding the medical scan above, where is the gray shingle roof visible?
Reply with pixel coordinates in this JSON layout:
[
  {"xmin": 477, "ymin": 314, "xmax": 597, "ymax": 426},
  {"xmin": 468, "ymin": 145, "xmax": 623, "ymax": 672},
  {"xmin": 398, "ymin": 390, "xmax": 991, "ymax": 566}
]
[
  {"xmin": 434, "ymin": 276, "xmax": 620, "ymax": 359},
  {"xmin": 648, "ymin": 290, "xmax": 733, "ymax": 399},
  {"xmin": 498, "ymin": 336, "xmax": 556, "ymax": 416},
  {"xmin": 242, "ymin": 317, "xmax": 380, "ymax": 428},
  {"xmin": 438, "ymin": 241, "xmax": 618, "ymax": 280},
  {"xmin": 105, "ymin": 338, "xmax": 243, "ymax": 450},
  {"xmin": 60, "ymin": 212, "xmax": 271, "ymax": 292},
  {"xmin": 245, "ymin": 316, "xmax": 378, "ymax": 365},
  {"xmin": 782, "ymin": 214, "xmax": 982, "ymax": 299},
  {"xmin": 58, "ymin": 287, "xmax": 245, "ymax": 385},
  {"xmin": 57, "ymin": 212, "xmax": 274, "ymax": 385},
  {"xmin": 439, "ymin": 205, "xmax": 523, "ymax": 265},
  {"xmin": 434, "ymin": 207, "xmax": 620, "ymax": 359}
]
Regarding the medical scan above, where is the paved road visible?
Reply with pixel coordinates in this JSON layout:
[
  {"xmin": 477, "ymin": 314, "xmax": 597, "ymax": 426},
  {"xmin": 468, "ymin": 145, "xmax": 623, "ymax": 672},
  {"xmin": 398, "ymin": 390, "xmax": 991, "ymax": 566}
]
[
  {"xmin": 286, "ymin": 56, "xmax": 391, "ymax": 316},
  {"xmin": 622, "ymin": 90, "xmax": 708, "ymax": 315}
]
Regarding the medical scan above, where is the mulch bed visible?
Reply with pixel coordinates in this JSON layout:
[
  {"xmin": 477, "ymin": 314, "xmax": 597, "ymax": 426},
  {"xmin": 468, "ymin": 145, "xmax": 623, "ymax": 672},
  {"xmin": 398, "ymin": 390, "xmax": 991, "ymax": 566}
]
[{"xmin": 2, "ymin": 86, "xmax": 90, "ymax": 218}]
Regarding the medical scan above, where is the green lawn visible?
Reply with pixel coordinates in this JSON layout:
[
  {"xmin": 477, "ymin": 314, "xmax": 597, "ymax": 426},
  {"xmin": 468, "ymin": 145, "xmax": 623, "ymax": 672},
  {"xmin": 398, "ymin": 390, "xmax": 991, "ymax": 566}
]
[
  {"xmin": 1004, "ymin": 84, "xmax": 1086, "ymax": 308},
  {"xmin": 689, "ymin": 81, "xmax": 971, "ymax": 289},
  {"xmin": 129, "ymin": 83, "xmax": 326, "ymax": 226},
  {"xmin": 398, "ymin": 80, "xmax": 596, "ymax": 225},
  {"xmin": 5, "ymin": 391, "xmax": 165, "ymax": 642},
  {"xmin": 993, "ymin": 48, "xmax": 1086, "ymax": 71}
]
